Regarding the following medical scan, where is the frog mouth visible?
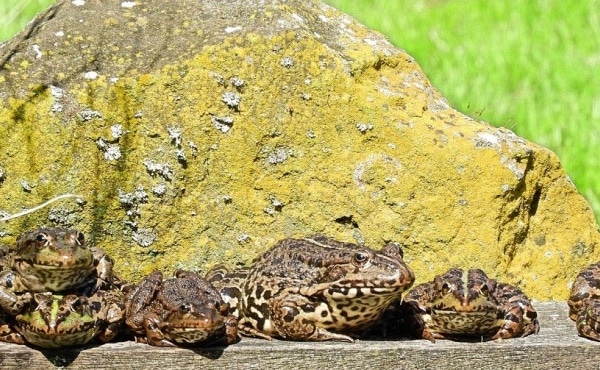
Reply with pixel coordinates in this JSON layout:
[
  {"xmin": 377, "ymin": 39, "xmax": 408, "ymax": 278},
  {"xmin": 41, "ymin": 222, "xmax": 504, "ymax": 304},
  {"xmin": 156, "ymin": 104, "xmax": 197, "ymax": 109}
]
[
  {"xmin": 167, "ymin": 314, "xmax": 225, "ymax": 330},
  {"xmin": 31, "ymin": 262, "xmax": 92, "ymax": 269}
]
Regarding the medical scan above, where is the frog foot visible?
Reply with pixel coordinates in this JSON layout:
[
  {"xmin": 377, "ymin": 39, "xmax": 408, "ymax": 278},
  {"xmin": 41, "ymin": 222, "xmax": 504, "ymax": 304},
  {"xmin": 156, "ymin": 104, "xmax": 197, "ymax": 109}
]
[
  {"xmin": 0, "ymin": 323, "xmax": 25, "ymax": 345},
  {"xmin": 143, "ymin": 314, "xmax": 177, "ymax": 347}
]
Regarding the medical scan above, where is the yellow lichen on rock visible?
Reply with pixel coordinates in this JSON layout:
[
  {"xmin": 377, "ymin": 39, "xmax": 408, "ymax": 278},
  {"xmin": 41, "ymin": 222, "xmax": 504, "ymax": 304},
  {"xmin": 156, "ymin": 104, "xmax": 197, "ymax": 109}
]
[{"xmin": 0, "ymin": 0, "xmax": 598, "ymax": 299}]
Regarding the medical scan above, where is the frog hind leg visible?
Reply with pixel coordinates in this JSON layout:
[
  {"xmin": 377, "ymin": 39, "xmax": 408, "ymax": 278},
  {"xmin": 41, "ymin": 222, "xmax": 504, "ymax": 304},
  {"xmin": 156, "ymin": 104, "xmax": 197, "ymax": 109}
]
[
  {"xmin": 576, "ymin": 301, "xmax": 600, "ymax": 341},
  {"xmin": 269, "ymin": 293, "xmax": 353, "ymax": 342},
  {"xmin": 492, "ymin": 304, "xmax": 527, "ymax": 340},
  {"xmin": 0, "ymin": 286, "xmax": 33, "ymax": 315}
]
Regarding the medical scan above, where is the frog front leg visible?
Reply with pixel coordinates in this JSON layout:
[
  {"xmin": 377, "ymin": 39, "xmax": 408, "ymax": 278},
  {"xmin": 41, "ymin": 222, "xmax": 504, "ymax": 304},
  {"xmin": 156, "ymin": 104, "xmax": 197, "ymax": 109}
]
[
  {"xmin": 92, "ymin": 247, "xmax": 114, "ymax": 291},
  {"xmin": 143, "ymin": 313, "xmax": 176, "ymax": 347},
  {"xmin": 492, "ymin": 301, "xmax": 539, "ymax": 339},
  {"xmin": 0, "ymin": 321, "xmax": 25, "ymax": 345},
  {"xmin": 0, "ymin": 286, "xmax": 33, "ymax": 315},
  {"xmin": 269, "ymin": 293, "xmax": 354, "ymax": 342}
]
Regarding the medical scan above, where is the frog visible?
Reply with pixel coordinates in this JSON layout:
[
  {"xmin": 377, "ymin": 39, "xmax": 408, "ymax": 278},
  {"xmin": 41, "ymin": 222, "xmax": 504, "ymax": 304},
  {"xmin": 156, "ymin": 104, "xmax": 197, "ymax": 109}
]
[
  {"xmin": 567, "ymin": 261, "xmax": 600, "ymax": 341},
  {"xmin": 400, "ymin": 267, "xmax": 539, "ymax": 342},
  {"xmin": 6, "ymin": 289, "xmax": 125, "ymax": 349},
  {"xmin": 0, "ymin": 227, "xmax": 114, "ymax": 315},
  {"xmin": 236, "ymin": 235, "xmax": 415, "ymax": 342},
  {"xmin": 124, "ymin": 270, "xmax": 238, "ymax": 347}
]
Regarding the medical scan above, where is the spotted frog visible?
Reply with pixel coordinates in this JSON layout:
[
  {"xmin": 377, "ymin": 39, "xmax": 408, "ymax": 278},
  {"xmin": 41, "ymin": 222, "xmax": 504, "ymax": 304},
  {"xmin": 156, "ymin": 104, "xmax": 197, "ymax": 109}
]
[
  {"xmin": 0, "ymin": 228, "xmax": 114, "ymax": 315},
  {"xmin": 401, "ymin": 268, "xmax": 539, "ymax": 342},
  {"xmin": 0, "ymin": 289, "xmax": 126, "ymax": 348},
  {"xmin": 568, "ymin": 261, "xmax": 600, "ymax": 341},
  {"xmin": 124, "ymin": 270, "xmax": 238, "ymax": 347},
  {"xmin": 234, "ymin": 235, "xmax": 415, "ymax": 342}
]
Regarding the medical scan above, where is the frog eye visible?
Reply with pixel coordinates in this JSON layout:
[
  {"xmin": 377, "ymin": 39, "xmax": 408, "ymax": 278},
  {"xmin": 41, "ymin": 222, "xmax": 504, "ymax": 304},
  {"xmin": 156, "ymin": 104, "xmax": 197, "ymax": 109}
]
[
  {"xmin": 441, "ymin": 282, "xmax": 451, "ymax": 295},
  {"xmin": 353, "ymin": 252, "xmax": 369, "ymax": 265},
  {"xmin": 76, "ymin": 232, "xmax": 85, "ymax": 245},
  {"xmin": 35, "ymin": 233, "xmax": 49, "ymax": 247},
  {"xmin": 69, "ymin": 298, "xmax": 83, "ymax": 311},
  {"xmin": 480, "ymin": 284, "xmax": 490, "ymax": 296}
]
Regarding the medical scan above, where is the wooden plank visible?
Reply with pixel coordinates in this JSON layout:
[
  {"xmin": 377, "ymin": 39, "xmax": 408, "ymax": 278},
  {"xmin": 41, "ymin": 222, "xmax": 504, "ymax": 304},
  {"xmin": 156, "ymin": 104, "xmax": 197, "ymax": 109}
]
[{"xmin": 0, "ymin": 301, "xmax": 597, "ymax": 369}]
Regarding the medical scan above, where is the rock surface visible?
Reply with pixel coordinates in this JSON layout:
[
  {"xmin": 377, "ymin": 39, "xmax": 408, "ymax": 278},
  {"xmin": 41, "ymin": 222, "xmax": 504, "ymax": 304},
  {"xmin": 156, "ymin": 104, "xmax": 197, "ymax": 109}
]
[{"xmin": 0, "ymin": 0, "xmax": 597, "ymax": 299}]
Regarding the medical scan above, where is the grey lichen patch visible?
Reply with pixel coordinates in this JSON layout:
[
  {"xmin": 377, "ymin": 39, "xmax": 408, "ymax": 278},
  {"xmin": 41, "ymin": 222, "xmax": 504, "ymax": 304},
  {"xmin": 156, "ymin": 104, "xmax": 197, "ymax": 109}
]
[
  {"xmin": 110, "ymin": 124, "xmax": 128, "ymax": 140},
  {"xmin": 188, "ymin": 141, "xmax": 199, "ymax": 157},
  {"xmin": 280, "ymin": 56, "xmax": 294, "ymax": 68},
  {"xmin": 176, "ymin": 149, "xmax": 187, "ymax": 163},
  {"xmin": 118, "ymin": 186, "xmax": 149, "ymax": 217},
  {"xmin": 95, "ymin": 139, "xmax": 122, "ymax": 161},
  {"xmin": 20, "ymin": 180, "xmax": 33, "ymax": 192},
  {"xmin": 49, "ymin": 85, "xmax": 64, "ymax": 113},
  {"xmin": 229, "ymin": 76, "xmax": 245, "ymax": 88},
  {"xmin": 266, "ymin": 147, "xmax": 293, "ymax": 165},
  {"xmin": 474, "ymin": 132, "xmax": 500, "ymax": 149},
  {"xmin": 356, "ymin": 122, "xmax": 373, "ymax": 133},
  {"xmin": 132, "ymin": 228, "xmax": 157, "ymax": 247},
  {"xmin": 77, "ymin": 109, "xmax": 103, "ymax": 122},
  {"xmin": 152, "ymin": 182, "xmax": 168, "ymax": 197},
  {"xmin": 211, "ymin": 116, "xmax": 234, "ymax": 133},
  {"xmin": 236, "ymin": 231, "xmax": 250, "ymax": 243},
  {"xmin": 47, "ymin": 207, "xmax": 80, "ymax": 226},
  {"xmin": 167, "ymin": 126, "xmax": 183, "ymax": 146},
  {"xmin": 143, "ymin": 159, "xmax": 174, "ymax": 181},
  {"xmin": 209, "ymin": 71, "xmax": 225, "ymax": 85},
  {"xmin": 501, "ymin": 154, "xmax": 525, "ymax": 180},
  {"xmin": 222, "ymin": 91, "xmax": 241, "ymax": 109},
  {"xmin": 83, "ymin": 71, "xmax": 100, "ymax": 80},
  {"xmin": 166, "ymin": 126, "xmax": 188, "ymax": 164},
  {"xmin": 264, "ymin": 194, "xmax": 284, "ymax": 215}
]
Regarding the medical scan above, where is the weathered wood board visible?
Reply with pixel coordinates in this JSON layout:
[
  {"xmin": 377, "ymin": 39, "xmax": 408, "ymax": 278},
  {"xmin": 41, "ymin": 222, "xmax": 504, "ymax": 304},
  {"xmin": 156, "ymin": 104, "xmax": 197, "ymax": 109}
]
[{"xmin": 0, "ymin": 301, "xmax": 597, "ymax": 369}]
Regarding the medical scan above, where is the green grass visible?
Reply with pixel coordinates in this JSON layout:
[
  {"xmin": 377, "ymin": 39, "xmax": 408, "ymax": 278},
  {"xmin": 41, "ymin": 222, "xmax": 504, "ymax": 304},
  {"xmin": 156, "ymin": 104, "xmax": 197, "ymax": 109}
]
[
  {"xmin": 328, "ymin": 0, "xmax": 600, "ymax": 222},
  {"xmin": 0, "ymin": 0, "xmax": 55, "ymax": 41},
  {"xmin": 3, "ymin": 0, "xmax": 600, "ymax": 222}
]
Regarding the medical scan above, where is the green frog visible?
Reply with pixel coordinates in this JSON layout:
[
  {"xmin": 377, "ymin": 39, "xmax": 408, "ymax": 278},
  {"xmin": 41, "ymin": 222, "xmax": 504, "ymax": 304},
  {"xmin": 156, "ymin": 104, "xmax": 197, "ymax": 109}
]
[
  {"xmin": 235, "ymin": 235, "xmax": 415, "ymax": 342},
  {"xmin": 401, "ymin": 268, "xmax": 539, "ymax": 342},
  {"xmin": 6, "ymin": 289, "xmax": 125, "ymax": 348},
  {"xmin": 568, "ymin": 261, "xmax": 600, "ymax": 341},
  {"xmin": 124, "ymin": 270, "xmax": 238, "ymax": 347},
  {"xmin": 0, "ymin": 228, "xmax": 114, "ymax": 315}
]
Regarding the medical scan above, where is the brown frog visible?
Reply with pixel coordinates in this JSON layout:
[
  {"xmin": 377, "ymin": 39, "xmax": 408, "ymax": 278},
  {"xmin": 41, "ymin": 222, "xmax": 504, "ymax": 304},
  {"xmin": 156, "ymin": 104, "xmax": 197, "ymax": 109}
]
[
  {"xmin": 0, "ymin": 228, "xmax": 113, "ymax": 315},
  {"xmin": 234, "ymin": 235, "xmax": 415, "ymax": 342},
  {"xmin": 401, "ymin": 268, "xmax": 539, "ymax": 342},
  {"xmin": 125, "ymin": 270, "xmax": 238, "ymax": 347},
  {"xmin": 568, "ymin": 261, "xmax": 600, "ymax": 341}
]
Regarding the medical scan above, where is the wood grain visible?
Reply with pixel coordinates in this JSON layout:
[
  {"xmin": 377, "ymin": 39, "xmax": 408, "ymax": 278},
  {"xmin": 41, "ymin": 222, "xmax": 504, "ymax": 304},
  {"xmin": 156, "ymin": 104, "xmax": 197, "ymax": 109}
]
[{"xmin": 0, "ymin": 302, "xmax": 597, "ymax": 369}]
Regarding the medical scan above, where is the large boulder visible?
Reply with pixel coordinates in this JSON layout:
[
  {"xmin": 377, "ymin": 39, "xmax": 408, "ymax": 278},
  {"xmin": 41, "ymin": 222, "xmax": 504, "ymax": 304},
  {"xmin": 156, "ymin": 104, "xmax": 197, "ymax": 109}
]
[{"xmin": 0, "ymin": 0, "xmax": 597, "ymax": 299}]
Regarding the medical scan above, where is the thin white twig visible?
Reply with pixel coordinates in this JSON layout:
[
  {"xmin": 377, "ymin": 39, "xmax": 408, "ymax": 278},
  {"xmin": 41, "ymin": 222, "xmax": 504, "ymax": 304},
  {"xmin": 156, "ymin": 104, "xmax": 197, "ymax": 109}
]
[{"xmin": 1, "ymin": 194, "xmax": 83, "ymax": 222}]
